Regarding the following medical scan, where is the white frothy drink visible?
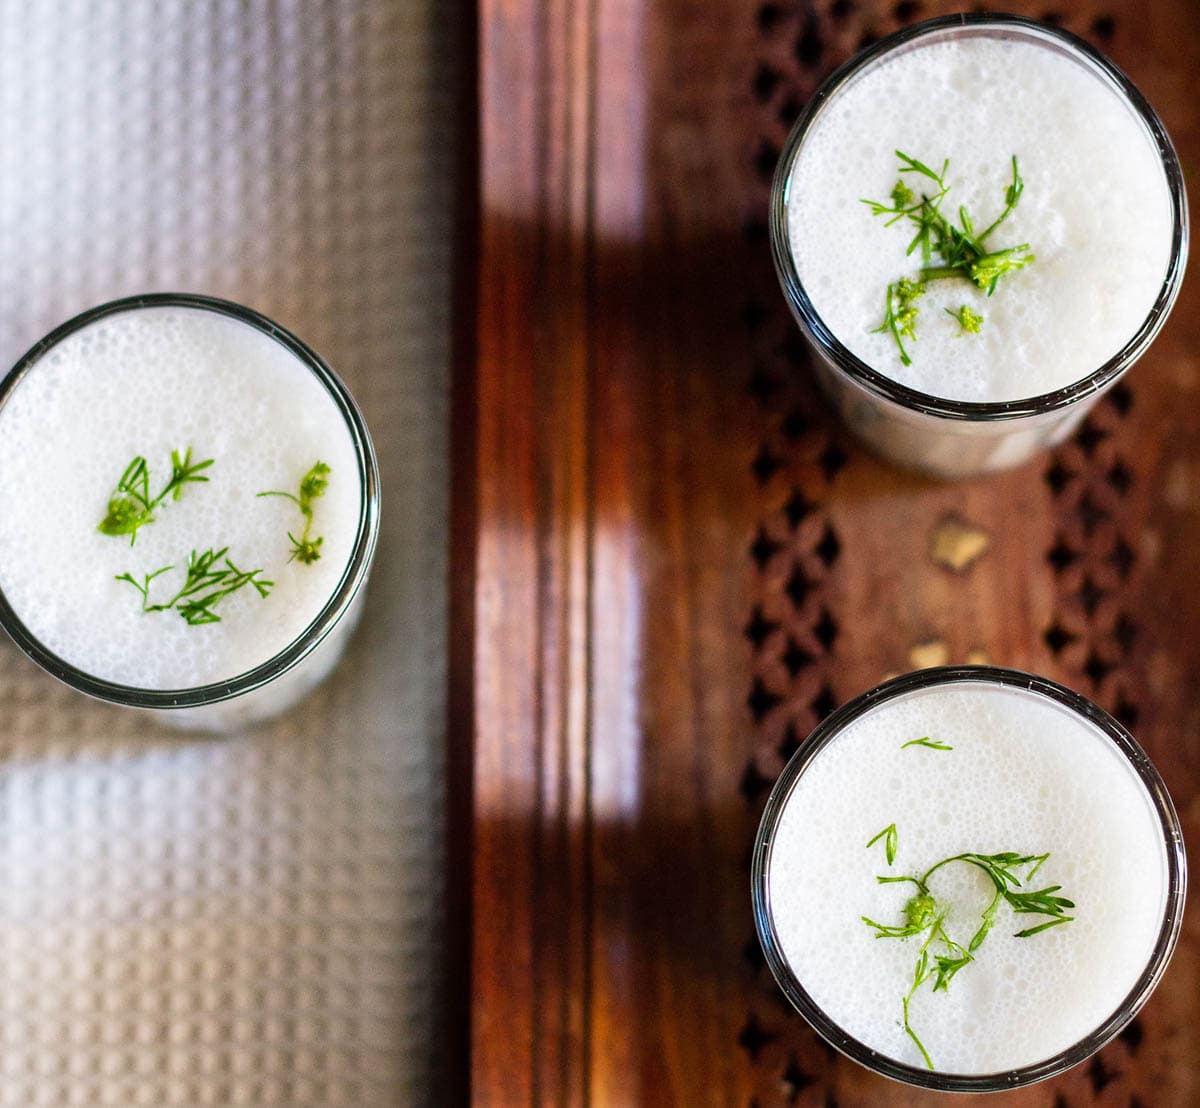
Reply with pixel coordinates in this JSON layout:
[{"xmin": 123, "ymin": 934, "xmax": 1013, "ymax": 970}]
[
  {"xmin": 786, "ymin": 32, "xmax": 1174, "ymax": 403},
  {"xmin": 763, "ymin": 678, "xmax": 1172, "ymax": 1076},
  {"xmin": 0, "ymin": 303, "xmax": 367, "ymax": 721}
]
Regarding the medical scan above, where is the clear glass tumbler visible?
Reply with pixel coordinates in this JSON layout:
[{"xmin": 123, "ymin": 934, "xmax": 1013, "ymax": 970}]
[
  {"xmin": 770, "ymin": 15, "xmax": 1188, "ymax": 478},
  {"xmin": 752, "ymin": 666, "xmax": 1186, "ymax": 1091},
  {"xmin": 0, "ymin": 293, "xmax": 380, "ymax": 731}
]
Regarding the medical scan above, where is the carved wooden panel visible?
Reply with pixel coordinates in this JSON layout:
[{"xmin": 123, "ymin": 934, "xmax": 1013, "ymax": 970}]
[{"xmin": 461, "ymin": 0, "xmax": 1200, "ymax": 1103}]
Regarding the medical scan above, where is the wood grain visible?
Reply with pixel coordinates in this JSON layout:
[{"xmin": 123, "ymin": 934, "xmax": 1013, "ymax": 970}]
[{"xmin": 459, "ymin": 0, "xmax": 1200, "ymax": 1103}]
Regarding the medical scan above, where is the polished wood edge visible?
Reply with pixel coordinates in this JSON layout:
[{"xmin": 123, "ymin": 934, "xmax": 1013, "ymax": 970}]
[
  {"xmin": 446, "ymin": 2, "xmax": 480, "ymax": 1104},
  {"xmin": 467, "ymin": 0, "xmax": 597, "ymax": 1102}
]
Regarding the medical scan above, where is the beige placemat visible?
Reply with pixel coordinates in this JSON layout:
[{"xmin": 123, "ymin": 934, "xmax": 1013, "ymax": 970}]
[{"xmin": 0, "ymin": 2, "xmax": 454, "ymax": 1104}]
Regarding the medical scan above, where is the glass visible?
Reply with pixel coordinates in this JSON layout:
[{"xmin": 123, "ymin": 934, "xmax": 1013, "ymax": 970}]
[
  {"xmin": 0, "ymin": 293, "xmax": 380, "ymax": 731},
  {"xmin": 769, "ymin": 15, "xmax": 1188, "ymax": 478},
  {"xmin": 751, "ymin": 665, "xmax": 1186, "ymax": 1091}
]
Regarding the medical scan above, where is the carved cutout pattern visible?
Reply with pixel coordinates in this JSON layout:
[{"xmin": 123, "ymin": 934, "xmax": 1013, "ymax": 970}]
[
  {"xmin": 741, "ymin": 2, "xmax": 1130, "ymax": 1103},
  {"xmin": 1043, "ymin": 383, "xmax": 1142, "ymax": 733}
]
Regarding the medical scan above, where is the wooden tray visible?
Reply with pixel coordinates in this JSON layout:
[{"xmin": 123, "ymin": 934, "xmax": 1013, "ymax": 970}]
[{"xmin": 456, "ymin": 0, "xmax": 1200, "ymax": 1102}]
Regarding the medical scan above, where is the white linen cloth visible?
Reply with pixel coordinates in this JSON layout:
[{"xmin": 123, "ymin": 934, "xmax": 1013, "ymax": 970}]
[{"xmin": 0, "ymin": 2, "xmax": 454, "ymax": 1104}]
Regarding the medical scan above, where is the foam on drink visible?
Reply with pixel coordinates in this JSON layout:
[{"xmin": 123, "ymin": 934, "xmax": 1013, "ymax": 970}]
[
  {"xmin": 0, "ymin": 305, "xmax": 363, "ymax": 690},
  {"xmin": 766, "ymin": 680, "xmax": 1168, "ymax": 1074},
  {"xmin": 786, "ymin": 34, "xmax": 1174, "ymax": 402}
]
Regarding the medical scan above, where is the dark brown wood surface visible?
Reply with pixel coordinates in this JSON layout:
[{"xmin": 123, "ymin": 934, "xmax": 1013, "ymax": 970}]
[{"xmin": 458, "ymin": 1, "xmax": 1200, "ymax": 1103}]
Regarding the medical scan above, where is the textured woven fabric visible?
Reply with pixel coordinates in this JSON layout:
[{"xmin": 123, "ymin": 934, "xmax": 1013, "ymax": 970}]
[{"xmin": 0, "ymin": 2, "xmax": 453, "ymax": 1104}]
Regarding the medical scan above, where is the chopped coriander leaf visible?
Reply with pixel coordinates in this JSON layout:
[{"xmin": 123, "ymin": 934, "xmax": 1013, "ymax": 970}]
[
  {"xmin": 901, "ymin": 736, "xmax": 953, "ymax": 751},
  {"xmin": 945, "ymin": 305, "xmax": 984, "ymax": 335},
  {"xmin": 862, "ymin": 846, "xmax": 1075, "ymax": 1069},
  {"xmin": 862, "ymin": 152, "xmax": 1033, "ymax": 364},
  {"xmin": 866, "ymin": 823, "xmax": 899, "ymax": 866},
  {"xmin": 258, "ymin": 461, "xmax": 331, "ymax": 565},
  {"xmin": 116, "ymin": 546, "xmax": 273, "ymax": 625},
  {"xmin": 98, "ymin": 447, "xmax": 213, "ymax": 545}
]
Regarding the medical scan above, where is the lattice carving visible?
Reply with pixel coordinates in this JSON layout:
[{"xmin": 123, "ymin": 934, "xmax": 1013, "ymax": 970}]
[
  {"xmin": 739, "ymin": 2, "xmax": 1138, "ymax": 1103},
  {"xmin": 1044, "ymin": 384, "xmax": 1143, "ymax": 731}
]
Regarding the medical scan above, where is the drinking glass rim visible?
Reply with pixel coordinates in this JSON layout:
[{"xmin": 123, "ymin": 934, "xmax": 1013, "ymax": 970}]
[
  {"xmin": 768, "ymin": 13, "xmax": 1190, "ymax": 422},
  {"xmin": 0, "ymin": 292, "xmax": 381, "ymax": 710},
  {"xmin": 750, "ymin": 665, "xmax": 1187, "ymax": 1092}
]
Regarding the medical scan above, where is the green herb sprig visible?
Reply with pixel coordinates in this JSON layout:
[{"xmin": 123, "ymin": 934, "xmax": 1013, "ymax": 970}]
[
  {"xmin": 98, "ymin": 448, "xmax": 214, "ymax": 544},
  {"xmin": 901, "ymin": 736, "xmax": 953, "ymax": 752},
  {"xmin": 946, "ymin": 305, "xmax": 983, "ymax": 335},
  {"xmin": 871, "ymin": 278, "xmax": 925, "ymax": 367},
  {"xmin": 861, "ymin": 835, "xmax": 1075, "ymax": 1070},
  {"xmin": 867, "ymin": 823, "xmax": 899, "ymax": 866},
  {"xmin": 117, "ymin": 547, "xmax": 273, "ymax": 625},
  {"xmin": 861, "ymin": 152, "xmax": 1034, "ymax": 363},
  {"xmin": 257, "ymin": 461, "xmax": 330, "ymax": 565}
]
